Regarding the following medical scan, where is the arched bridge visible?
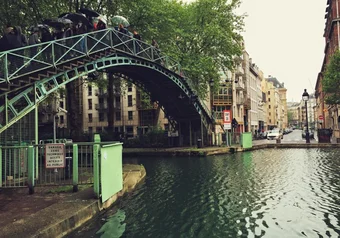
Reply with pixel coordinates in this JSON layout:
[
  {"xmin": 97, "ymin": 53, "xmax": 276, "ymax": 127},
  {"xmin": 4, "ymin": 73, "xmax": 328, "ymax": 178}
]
[{"xmin": 0, "ymin": 28, "xmax": 214, "ymax": 144}]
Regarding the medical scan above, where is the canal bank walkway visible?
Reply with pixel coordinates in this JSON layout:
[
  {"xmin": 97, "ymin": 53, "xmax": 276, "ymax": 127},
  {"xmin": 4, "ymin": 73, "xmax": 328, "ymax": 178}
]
[
  {"xmin": 0, "ymin": 164, "xmax": 146, "ymax": 238},
  {"xmin": 1, "ymin": 141, "xmax": 340, "ymax": 237}
]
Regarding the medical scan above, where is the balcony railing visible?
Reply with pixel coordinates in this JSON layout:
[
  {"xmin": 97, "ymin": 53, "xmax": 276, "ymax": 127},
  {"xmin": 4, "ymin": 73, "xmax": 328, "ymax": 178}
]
[
  {"xmin": 235, "ymin": 81, "xmax": 245, "ymax": 91},
  {"xmin": 95, "ymin": 103, "xmax": 107, "ymax": 111}
]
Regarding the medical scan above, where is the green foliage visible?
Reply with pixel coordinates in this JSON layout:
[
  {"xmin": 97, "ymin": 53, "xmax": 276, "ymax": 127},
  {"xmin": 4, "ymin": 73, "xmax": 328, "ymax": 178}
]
[
  {"xmin": 287, "ymin": 111, "xmax": 294, "ymax": 124},
  {"xmin": 323, "ymin": 50, "xmax": 340, "ymax": 105},
  {"xmin": 1, "ymin": 0, "xmax": 244, "ymax": 99}
]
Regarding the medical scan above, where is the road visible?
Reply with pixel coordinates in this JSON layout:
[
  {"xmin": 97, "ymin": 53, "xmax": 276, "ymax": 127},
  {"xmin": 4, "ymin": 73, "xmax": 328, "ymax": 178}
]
[{"xmin": 253, "ymin": 129, "xmax": 319, "ymax": 145}]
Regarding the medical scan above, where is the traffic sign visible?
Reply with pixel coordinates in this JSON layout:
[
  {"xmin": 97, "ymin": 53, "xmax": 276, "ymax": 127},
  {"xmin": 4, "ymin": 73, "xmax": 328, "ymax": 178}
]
[{"xmin": 319, "ymin": 115, "xmax": 324, "ymax": 120}]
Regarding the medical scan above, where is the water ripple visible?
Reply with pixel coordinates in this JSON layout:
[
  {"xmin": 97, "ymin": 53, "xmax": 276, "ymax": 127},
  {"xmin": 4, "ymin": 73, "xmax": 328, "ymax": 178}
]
[{"xmin": 70, "ymin": 149, "xmax": 340, "ymax": 237}]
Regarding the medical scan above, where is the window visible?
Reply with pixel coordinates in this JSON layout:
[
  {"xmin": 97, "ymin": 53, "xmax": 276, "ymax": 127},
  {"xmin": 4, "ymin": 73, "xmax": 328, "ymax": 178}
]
[
  {"xmin": 269, "ymin": 105, "xmax": 271, "ymax": 109},
  {"xmin": 268, "ymin": 91, "xmax": 270, "ymax": 95},
  {"xmin": 59, "ymin": 115, "xmax": 64, "ymax": 124},
  {"xmin": 128, "ymin": 95, "xmax": 133, "ymax": 107},
  {"xmin": 115, "ymin": 96, "xmax": 121, "ymax": 103},
  {"xmin": 59, "ymin": 101, "xmax": 64, "ymax": 108},
  {"xmin": 99, "ymin": 113, "xmax": 105, "ymax": 122},
  {"xmin": 88, "ymin": 113, "xmax": 93, "ymax": 123},
  {"xmin": 88, "ymin": 127, "xmax": 93, "ymax": 133},
  {"xmin": 126, "ymin": 126, "xmax": 134, "ymax": 138},
  {"xmin": 128, "ymin": 111, "xmax": 133, "ymax": 120},
  {"xmin": 96, "ymin": 127, "xmax": 102, "ymax": 133},
  {"xmin": 128, "ymin": 83, "xmax": 132, "ymax": 92},
  {"xmin": 268, "ymin": 98, "xmax": 271, "ymax": 102},
  {"xmin": 88, "ymin": 86, "xmax": 92, "ymax": 96},
  {"xmin": 88, "ymin": 99, "xmax": 92, "ymax": 110},
  {"xmin": 269, "ymin": 112, "xmax": 271, "ymax": 116},
  {"xmin": 115, "ymin": 111, "xmax": 121, "ymax": 121}
]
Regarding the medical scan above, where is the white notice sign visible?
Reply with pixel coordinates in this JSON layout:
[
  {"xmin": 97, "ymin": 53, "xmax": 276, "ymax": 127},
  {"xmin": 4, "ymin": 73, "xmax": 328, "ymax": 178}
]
[
  {"xmin": 45, "ymin": 144, "xmax": 65, "ymax": 169},
  {"xmin": 224, "ymin": 123, "xmax": 231, "ymax": 130}
]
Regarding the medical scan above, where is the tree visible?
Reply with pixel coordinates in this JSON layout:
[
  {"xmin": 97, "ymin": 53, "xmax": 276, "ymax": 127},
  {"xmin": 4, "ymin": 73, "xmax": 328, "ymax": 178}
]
[{"xmin": 323, "ymin": 50, "xmax": 340, "ymax": 105}]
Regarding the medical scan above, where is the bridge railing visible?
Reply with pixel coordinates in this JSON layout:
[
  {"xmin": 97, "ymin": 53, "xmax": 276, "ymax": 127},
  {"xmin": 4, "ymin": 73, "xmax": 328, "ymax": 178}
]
[
  {"xmin": 0, "ymin": 28, "xmax": 184, "ymax": 84},
  {"xmin": 0, "ymin": 27, "xmax": 214, "ymax": 123}
]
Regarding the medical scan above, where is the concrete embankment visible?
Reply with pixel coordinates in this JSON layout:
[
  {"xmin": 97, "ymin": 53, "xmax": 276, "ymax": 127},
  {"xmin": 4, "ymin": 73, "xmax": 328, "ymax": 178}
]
[{"xmin": 0, "ymin": 164, "xmax": 146, "ymax": 238}]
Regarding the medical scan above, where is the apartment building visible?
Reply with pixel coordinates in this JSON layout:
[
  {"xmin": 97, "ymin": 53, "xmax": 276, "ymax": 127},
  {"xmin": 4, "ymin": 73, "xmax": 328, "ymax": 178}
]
[
  {"xmin": 315, "ymin": 0, "xmax": 340, "ymax": 138},
  {"xmin": 263, "ymin": 76, "xmax": 287, "ymax": 130}
]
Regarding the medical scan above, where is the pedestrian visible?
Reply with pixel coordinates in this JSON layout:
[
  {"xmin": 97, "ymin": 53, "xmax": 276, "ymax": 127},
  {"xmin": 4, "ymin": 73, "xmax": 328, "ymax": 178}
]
[
  {"xmin": 151, "ymin": 38, "xmax": 159, "ymax": 49},
  {"xmin": 151, "ymin": 38, "xmax": 161, "ymax": 63},
  {"xmin": 4, "ymin": 26, "xmax": 23, "ymax": 72},
  {"xmin": 28, "ymin": 28, "xmax": 40, "ymax": 56},
  {"xmin": 133, "ymin": 30, "xmax": 141, "ymax": 54}
]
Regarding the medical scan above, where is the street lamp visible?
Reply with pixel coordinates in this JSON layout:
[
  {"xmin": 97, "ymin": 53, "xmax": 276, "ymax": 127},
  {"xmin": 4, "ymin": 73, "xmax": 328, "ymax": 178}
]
[{"xmin": 302, "ymin": 89, "xmax": 310, "ymax": 143}]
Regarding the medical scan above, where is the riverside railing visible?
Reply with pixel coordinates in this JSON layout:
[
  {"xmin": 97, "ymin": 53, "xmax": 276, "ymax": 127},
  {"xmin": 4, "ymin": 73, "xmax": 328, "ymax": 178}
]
[{"xmin": 0, "ymin": 141, "xmax": 121, "ymax": 195}]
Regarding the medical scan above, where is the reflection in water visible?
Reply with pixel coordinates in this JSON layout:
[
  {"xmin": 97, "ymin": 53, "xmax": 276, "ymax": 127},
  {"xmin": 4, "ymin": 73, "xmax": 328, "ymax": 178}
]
[
  {"xmin": 70, "ymin": 148, "xmax": 340, "ymax": 237},
  {"xmin": 96, "ymin": 209, "xmax": 126, "ymax": 238}
]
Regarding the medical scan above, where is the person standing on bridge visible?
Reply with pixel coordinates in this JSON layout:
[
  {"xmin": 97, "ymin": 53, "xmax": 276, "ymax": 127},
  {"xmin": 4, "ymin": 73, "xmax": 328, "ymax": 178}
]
[
  {"xmin": 133, "ymin": 30, "xmax": 141, "ymax": 54},
  {"xmin": 28, "ymin": 28, "xmax": 40, "ymax": 58}
]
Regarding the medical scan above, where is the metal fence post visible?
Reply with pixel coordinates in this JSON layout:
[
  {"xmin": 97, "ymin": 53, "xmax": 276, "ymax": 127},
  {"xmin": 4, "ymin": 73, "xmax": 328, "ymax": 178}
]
[
  {"xmin": 93, "ymin": 144, "xmax": 100, "ymax": 198},
  {"xmin": 28, "ymin": 146, "xmax": 35, "ymax": 194},
  {"xmin": 72, "ymin": 144, "xmax": 78, "ymax": 192},
  {"xmin": 0, "ymin": 146, "xmax": 2, "ymax": 188},
  {"xmin": 93, "ymin": 133, "xmax": 101, "ymax": 198}
]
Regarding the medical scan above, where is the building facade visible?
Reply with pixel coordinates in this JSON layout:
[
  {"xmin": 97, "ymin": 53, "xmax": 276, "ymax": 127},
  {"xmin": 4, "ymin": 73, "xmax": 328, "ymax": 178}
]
[{"xmin": 315, "ymin": 0, "xmax": 340, "ymax": 140}]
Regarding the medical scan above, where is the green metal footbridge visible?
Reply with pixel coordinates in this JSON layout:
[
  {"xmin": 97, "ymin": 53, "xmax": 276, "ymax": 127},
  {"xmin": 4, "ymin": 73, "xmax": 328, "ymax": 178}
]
[{"xmin": 0, "ymin": 28, "xmax": 214, "ymax": 145}]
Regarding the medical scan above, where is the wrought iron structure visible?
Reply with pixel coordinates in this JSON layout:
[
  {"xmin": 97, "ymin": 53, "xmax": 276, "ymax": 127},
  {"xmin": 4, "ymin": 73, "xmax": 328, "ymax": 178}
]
[{"xmin": 0, "ymin": 27, "xmax": 214, "ymax": 144}]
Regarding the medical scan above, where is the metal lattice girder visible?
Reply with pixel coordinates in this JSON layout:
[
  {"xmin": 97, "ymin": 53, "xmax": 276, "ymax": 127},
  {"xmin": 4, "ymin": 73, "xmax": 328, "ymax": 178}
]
[
  {"xmin": 0, "ymin": 54, "xmax": 213, "ymax": 134},
  {"xmin": 0, "ymin": 28, "xmax": 182, "ymax": 84},
  {"xmin": 0, "ymin": 27, "xmax": 215, "ymax": 134}
]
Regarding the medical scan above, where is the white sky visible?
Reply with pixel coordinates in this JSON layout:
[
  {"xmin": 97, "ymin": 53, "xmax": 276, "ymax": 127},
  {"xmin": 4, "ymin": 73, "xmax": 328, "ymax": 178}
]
[{"xmin": 184, "ymin": 0, "xmax": 327, "ymax": 102}]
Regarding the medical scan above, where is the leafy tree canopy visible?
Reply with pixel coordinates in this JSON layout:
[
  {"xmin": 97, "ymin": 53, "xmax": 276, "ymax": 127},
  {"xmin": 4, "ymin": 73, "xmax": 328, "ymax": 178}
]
[
  {"xmin": 323, "ymin": 50, "xmax": 340, "ymax": 105},
  {"xmin": 1, "ymin": 0, "xmax": 244, "ymax": 97}
]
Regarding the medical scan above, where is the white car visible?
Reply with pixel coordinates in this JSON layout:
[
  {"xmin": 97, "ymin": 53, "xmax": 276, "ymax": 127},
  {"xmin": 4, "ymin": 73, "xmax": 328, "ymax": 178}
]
[{"xmin": 267, "ymin": 129, "xmax": 283, "ymax": 140}]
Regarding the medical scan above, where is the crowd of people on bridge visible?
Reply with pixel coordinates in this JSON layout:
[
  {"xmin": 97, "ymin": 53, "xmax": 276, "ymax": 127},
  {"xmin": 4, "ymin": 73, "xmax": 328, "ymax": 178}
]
[{"xmin": 0, "ymin": 9, "xmax": 160, "ymax": 63}]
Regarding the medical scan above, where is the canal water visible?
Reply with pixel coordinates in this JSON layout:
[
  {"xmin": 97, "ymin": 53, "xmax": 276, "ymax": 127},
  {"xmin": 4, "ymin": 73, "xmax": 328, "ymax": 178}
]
[{"xmin": 70, "ymin": 148, "xmax": 340, "ymax": 237}]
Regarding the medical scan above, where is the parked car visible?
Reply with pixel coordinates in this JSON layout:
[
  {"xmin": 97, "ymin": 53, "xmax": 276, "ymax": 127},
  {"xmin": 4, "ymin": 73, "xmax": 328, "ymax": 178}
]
[
  {"xmin": 302, "ymin": 128, "xmax": 314, "ymax": 139},
  {"xmin": 267, "ymin": 129, "xmax": 283, "ymax": 140}
]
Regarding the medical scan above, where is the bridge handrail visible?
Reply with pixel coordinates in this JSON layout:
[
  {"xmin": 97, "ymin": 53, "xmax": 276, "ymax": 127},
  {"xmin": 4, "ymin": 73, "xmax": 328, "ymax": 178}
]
[{"xmin": 0, "ymin": 27, "xmax": 213, "ymax": 121}]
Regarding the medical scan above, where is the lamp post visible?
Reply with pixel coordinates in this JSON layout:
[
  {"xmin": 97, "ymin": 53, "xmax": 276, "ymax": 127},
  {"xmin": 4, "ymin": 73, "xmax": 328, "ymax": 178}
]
[
  {"xmin": 209, "ymin": 79, "xmax": 215, "ymax": 146},
  {"xmin": 302, "ymin": 89, "xmax": 310, "ymax": 143}
]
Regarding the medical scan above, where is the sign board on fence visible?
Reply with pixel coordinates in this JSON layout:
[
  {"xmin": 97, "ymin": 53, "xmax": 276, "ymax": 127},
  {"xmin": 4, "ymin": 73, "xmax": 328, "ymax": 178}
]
[
  {"xmin": 45, "ymin": 144, "xmax": 65, "ymax": 169},
  {"xmin": 223, "ymin": 110, "xmax": 232, "ymax": 130},
  {"xmin": 224, "ymin": 123, "xmax": 231, "ymax": 130},
  {"xmin": 319, "ymin": 115, "xmax": 324, "ymax": 121}
]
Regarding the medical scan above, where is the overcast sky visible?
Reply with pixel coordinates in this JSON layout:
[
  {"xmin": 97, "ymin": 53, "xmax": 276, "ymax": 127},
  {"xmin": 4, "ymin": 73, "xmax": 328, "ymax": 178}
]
[{"xmin": 184, "ymin": 0, "xmax": 326, "ymax": 102}]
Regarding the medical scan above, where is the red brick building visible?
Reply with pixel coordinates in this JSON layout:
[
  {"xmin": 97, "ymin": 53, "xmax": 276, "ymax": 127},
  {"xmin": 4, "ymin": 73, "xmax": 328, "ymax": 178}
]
[{"xmin": 315, "ymin": 0, "xmax": 340, "ymax": 139}]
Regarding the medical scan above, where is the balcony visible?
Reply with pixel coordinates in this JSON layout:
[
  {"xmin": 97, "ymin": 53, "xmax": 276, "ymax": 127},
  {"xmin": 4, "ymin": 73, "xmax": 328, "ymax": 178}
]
[
  {"xmin": 235, "ymin": 65, "xmax": 244, "ymax": 77},
  {"xmin": 213, "ymin": 95, "xmax": 232, "ymax": 106},
  {"xmin": 235, "ymin": 81, "xmax": 245, "ymax": 91},
  {"xmin": 95, "ymin": 103, "xmax": 107, "ymax": 111},
  {"xmin": 95, "ymin": 89, "xmax": 108, "ymax": 98},
  {"xmin": 236, "ymin": 97, "xmax": 245, "ymax": 105},
  {"xmin": 244, "ymin": 98, "xmax": 251, "ymax": 109}
]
